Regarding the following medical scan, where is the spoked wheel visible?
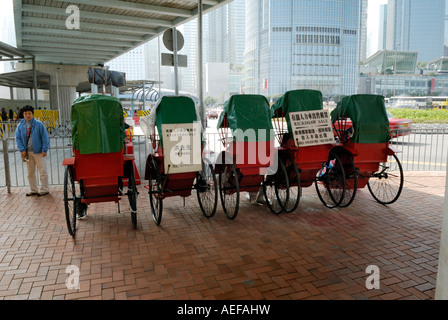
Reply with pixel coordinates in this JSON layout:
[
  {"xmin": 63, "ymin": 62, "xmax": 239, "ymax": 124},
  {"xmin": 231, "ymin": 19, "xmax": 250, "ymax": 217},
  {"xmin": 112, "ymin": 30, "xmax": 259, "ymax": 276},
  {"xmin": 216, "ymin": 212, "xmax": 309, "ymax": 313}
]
[
  {"xmin": 64, "ymin": 166, "xmax": 77, "ymax": 237},
  {"xmin": 367, "ymin": 154, "xmax": 404, "ymax": 205},
  {"xmin": 283, "ymin": 154, "xmax": 301, "ymax": 213},
  {"xmin": 338, "ymin": 151, "xmax": 358, "ymax": 208},
  {"xmin": 315, "ymin": 152, "xmax": 346, "ymax": 208},
  {"xmin": 148, "ymin": 157, "xmax": 163, "ymax": 225},
  {"xmin": 218, "ymin": 163, "xmax": 240, "ymax": 220},
  {"xmin": 126, "ymin": 162, "xmax": 138, "ymax": 229},
  {"xmin": 196, "ymin": 158, "xmax": 218, "ymax": 218},
  {"xmin": 263, "ymin": 157, "xmax": 289, "ymax": 214}
]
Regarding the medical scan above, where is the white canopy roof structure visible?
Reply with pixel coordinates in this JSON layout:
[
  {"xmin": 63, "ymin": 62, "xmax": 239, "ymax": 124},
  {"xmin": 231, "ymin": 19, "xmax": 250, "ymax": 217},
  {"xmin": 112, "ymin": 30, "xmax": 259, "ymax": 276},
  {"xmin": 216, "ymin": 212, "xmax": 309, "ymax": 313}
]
[{"xmin": 13, "ymin": 0, "xmax": 232, "ymax": 65}]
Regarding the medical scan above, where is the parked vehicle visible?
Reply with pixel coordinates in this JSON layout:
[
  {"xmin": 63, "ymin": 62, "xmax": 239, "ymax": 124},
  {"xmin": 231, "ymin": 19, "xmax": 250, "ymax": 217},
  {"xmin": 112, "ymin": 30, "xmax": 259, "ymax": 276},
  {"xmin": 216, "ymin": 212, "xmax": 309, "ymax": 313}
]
[
  {"xmin": 331, "ymin": 94, "xmax": 404, "ymax": 208},
  {"xmin": 387, "ymin": 111, "xmax": 412, "ymax": 138},
  {"xmin": 207, "ymin": 110, "xmax": 219, "ymax": 119}
]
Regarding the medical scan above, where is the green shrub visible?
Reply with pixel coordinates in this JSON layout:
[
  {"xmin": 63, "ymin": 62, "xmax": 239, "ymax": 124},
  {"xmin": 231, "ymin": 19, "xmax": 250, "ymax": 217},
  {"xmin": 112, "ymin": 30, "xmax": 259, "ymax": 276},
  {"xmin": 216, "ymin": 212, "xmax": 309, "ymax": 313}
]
[{"xmin": 387, "ymin": 108, "xmax": 448, "ymax": 123}]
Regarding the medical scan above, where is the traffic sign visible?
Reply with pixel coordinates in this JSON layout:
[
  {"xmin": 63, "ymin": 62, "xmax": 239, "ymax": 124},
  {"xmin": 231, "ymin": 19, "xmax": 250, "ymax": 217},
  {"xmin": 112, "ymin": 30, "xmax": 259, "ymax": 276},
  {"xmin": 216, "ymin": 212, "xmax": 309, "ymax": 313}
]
[
  {"xmin": 161, "ymin": 53, "xmax": 188, "ymax": 67},
  {"xmin": 163, "ymin": 28, "xmax": 184, "ymax": 52}
]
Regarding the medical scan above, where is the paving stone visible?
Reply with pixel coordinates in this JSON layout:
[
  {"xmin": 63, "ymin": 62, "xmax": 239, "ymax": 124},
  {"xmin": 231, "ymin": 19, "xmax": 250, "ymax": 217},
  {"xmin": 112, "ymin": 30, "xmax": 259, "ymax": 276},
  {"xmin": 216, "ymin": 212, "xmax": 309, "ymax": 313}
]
[{"xmin": 0, "ymin": 172, "xmax": 444, "ymax": 300}]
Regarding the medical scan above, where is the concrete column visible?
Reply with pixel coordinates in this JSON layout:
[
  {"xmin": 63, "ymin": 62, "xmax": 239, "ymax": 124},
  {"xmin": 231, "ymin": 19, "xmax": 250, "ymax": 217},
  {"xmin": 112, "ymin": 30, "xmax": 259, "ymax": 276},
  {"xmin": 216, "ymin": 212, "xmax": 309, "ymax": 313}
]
[
  {"xmin": 435, "ymin": 171, "xmax": 448, "ymax": 299},
  {"xmin": 50, "ymin": 85, "xmax": 77, "ymax": 122}
]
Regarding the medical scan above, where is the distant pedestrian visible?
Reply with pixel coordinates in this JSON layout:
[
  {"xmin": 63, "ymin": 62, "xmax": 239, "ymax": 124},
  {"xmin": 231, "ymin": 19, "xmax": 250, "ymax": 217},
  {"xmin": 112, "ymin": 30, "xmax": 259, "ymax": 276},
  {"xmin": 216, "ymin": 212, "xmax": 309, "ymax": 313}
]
[
  {"xmin": 15, "ymin": 105, "xmax": 50, "ymax": 196},
  {"xmin": 8, "ymin": 109, "xmax": 14, "ymax": 121},
  {"xmin": 1, "ymin": 108, "xmax": 6, "ymax": 121}
]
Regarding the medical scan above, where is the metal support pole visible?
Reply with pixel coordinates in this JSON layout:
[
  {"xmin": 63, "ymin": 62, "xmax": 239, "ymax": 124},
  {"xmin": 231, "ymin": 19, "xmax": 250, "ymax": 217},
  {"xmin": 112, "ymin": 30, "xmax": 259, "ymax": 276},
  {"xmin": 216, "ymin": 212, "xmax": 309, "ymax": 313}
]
[
  {"xmin": 32, "ymin": 57, "xmax": 38, "ymax": 108},
  {"xmin": 48, "ymin": 75, "xmax": 54, "ymax": 110},
  {"xmin": 2, "ymin": 139, "xmax": 11, "ymax": 194},
  {"xmin": 158, "ymin": 35, "xmax": 162, "ymax": 94},
  {"xmin": 142, "ymin": 80, "xmax": 145, "ymax": 110},
  {"xmin": 198, "ymin": 0, "xmax": 205, "ymax": 130},
  {"xmin": 56, "ymin": 68, "xmax": 62, "ymax": 125},
  {"xmin": 393, "ymin": 43, "xmax": 400, "ymax": 97},
  {"xmin": 173, "ymin": 27, "xmax": 179, "ymax": 95}
]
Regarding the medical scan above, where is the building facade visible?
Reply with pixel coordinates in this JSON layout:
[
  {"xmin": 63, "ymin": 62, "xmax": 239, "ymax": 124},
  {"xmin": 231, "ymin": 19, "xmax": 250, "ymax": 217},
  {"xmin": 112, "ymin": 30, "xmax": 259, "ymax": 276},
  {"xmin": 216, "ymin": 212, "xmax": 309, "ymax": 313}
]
[
  {"xmin": 243, "ymin": 0, "xmax": 365, "ymax": 99},
  {"xmin": 386, "ymin": 0, "xmax": 445, "ymax": 63}
]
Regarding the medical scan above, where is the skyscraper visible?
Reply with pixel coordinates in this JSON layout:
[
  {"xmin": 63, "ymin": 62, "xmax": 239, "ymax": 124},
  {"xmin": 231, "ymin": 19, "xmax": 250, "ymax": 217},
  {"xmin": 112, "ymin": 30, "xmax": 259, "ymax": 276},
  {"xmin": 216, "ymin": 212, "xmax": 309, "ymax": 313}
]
[
  {"xmin": 386, "ymin": 0, "xmax": 445, "ymax": 63},
  {"xmin": 243, "ymin": 0, "xmax": 365, "ymax": 98},
  {"xmin": 203, "ymin": 0, "xmax": 245, "ymax": 97},
  {"xmin": 378, "ymin": 4, "xmax": 388, "ymax": 52}
]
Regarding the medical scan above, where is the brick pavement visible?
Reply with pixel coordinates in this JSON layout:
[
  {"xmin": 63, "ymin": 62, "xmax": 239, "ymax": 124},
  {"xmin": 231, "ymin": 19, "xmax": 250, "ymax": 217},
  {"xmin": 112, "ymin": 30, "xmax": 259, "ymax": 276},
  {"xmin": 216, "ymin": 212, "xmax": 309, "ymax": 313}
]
[{"xmin": 0, "ymin": 171, "xmax": 445, "ymax": 300}]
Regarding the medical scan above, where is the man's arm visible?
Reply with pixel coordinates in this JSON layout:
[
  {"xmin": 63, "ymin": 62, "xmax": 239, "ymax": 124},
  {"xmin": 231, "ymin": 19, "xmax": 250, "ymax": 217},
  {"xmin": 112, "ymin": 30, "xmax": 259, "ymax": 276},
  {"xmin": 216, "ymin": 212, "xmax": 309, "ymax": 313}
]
[
  {"xmin": 40, "ymin": 122, "xmax": 50, "ymax": 155},
  {"xmin": 15, "ymin": 124, "xmax": 26, "ymax": 152}
]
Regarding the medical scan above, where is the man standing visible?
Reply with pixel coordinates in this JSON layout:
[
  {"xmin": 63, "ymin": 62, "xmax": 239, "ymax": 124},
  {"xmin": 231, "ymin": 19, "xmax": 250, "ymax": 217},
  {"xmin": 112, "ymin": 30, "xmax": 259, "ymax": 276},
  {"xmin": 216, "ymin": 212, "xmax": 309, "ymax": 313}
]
[{"xmin": 15, "ymin": 105, "xmax": 50, "ymax": 196}]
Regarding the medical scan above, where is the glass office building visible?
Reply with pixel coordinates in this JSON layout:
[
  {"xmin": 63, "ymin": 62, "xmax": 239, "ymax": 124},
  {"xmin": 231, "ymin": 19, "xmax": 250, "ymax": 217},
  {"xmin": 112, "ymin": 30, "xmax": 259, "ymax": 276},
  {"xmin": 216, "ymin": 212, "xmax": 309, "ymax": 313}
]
[
  {"xmin": 386, "ymin": 0, "xmax": 445, "ymax": 63},
  {"xmin": 243, "ymin": 0, "xmax": 363, "ymax": 98}
]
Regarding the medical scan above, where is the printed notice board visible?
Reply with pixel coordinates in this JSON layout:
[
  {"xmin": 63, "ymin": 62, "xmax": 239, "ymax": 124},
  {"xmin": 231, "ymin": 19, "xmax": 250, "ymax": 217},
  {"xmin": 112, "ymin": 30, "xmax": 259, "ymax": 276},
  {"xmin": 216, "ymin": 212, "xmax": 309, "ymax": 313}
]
[
  {"xmin": 288, "ymin": 110, "xmax": 335, "ymax": 147},
  {"xmin": 161, "ymin": 123, "xmax": 202, "ymax": 174}
]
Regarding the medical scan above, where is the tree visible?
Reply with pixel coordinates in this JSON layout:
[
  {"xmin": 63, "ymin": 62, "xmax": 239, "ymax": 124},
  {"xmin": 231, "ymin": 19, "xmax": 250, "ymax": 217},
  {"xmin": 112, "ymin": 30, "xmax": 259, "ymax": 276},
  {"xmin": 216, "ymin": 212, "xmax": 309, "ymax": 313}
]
[{"xmin": 204, "ymin": 96, "xmax": 217, "ymax": 107}]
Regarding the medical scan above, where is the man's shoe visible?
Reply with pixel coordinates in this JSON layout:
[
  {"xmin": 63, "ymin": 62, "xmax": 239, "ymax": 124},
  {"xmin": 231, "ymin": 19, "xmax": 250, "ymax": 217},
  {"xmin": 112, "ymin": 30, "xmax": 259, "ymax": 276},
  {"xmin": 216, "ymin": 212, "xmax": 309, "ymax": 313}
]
[
  {"xmin": 26, "ymin": 192, "xmax": 39, "ymax": 197},
  {"xmin": 77, "ymin": 213, "xmax": 88, "ymax": 220},
  {"xmin": 38, "ymin": 191, "xmax": 49, "ymax": 196}
]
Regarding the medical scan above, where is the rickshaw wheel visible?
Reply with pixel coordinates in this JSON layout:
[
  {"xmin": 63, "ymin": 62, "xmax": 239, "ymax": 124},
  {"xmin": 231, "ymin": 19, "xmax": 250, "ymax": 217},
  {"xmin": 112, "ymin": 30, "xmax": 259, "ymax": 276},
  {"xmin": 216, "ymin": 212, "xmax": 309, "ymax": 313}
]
[
  {"xmin": 149, "ymin": 170, "xmax": 163, "ymax": 225},
  {"xmin": 283, "ymin": 154, "xmax": 301, "ymax": 213},
  {"xmin": 315, "ymin": 152, "xmax": 346, "ymax": 208},
  {"xmin": 338, "ymin": 151, "xmax": 358, "ymax": 208},
  {"xmin": 218, "ymin": 163, "xmax": 239, "ymax": 220},
  {"xmin": 263, "ymin": 157, "xmax": 289, "ymax": 215},
  {"xmin": 367, "ymin": 154, "xmax": 404, "ymax": 205},
  {"xmin": 64, "ymin": 166, "xmax": 77, "ymax": 237},
  {"xmin": 196, "ymin": 158, "xmax": 218, "ymax": 218},
  {"xmin": 126, "ymin": 162, "xmax": 138, "ymax": 229}
]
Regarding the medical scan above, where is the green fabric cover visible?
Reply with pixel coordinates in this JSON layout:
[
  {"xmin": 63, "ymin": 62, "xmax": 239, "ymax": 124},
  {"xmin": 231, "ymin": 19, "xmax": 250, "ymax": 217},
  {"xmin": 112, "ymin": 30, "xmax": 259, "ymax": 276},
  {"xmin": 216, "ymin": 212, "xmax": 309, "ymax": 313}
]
[
  {"xmin": 271, "ymin": 89, "xmax": 323, "ymax": 133},
  {"xmin": 155, "ymin": 96, "xmax": 198, "ymax": 146},
  {"xmin": 330, "ymin": 94, "xmax": 390, "ymax": 143},
  {"xmin": 71, "ymin": 94, "xmax": 125, "ymax": 154},
  {"xmin": 216, "ymin": 94, "xmax": 273, "ymax": 142}
]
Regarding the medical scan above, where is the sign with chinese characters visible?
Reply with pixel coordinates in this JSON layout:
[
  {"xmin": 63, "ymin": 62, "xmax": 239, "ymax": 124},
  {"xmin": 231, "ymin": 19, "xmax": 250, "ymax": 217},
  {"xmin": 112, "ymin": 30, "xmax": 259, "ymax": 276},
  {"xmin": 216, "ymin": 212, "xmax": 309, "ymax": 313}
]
[
  {"xmin": 288, "ymin": 110, "xmax": 335, "ymax": 147},
  {"xmin": 161, "ymin": 123, "xmax": 202, "ymax": 174}
]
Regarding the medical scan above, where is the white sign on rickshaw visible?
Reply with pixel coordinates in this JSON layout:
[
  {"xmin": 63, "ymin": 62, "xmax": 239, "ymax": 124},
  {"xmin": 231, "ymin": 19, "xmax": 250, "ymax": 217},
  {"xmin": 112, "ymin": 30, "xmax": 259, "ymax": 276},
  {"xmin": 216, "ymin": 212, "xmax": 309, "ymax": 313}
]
[
  {"xmin": 161, "ymin": 123, "xmax": 202, "ymax": 174},
  {"xmin": 289, "ymin": 110, "xmax": 335, "ymax": 147}
]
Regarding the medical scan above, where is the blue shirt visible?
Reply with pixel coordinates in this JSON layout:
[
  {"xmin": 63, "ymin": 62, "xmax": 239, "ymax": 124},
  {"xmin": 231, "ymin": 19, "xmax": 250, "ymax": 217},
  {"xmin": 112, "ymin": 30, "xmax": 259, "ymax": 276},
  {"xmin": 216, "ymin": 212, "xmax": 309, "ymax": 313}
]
[{"xmin": 15, "ymin": 118, "xmax": 49, "ymax": 154}]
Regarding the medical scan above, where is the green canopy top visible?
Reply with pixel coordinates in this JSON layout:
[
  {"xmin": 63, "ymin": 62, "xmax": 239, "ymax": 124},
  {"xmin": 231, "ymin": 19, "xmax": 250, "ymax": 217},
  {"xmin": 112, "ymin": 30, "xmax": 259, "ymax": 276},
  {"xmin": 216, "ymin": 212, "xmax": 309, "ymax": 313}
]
[
  {"xmin": 71, "ymin": 94, "xmax": 125, "ymax": 155},
  {"xmin": 271, "ymin": 89, "xmax": 323, "ymax": 134},
  {"xmin": 155, "ymin": 96, "xmax": 199, "ymax": 146},
  {"xmin": 330, "ymin": 94, "xmax": 390, "ymax": 144},
  {"xmin": 217, "ymin": 94, "xmax": 273, "ymax": 142}
]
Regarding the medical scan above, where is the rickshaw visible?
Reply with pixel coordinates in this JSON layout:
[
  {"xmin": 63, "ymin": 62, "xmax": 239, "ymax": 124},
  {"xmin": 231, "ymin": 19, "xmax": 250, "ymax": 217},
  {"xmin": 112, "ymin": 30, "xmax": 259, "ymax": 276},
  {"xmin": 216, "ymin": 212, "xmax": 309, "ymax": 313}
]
[
  {"xmin": 142, "ymin": 96, "xmax": 218, "ymax": 225},
  {"xmin": 216, "ymin": 94, "xmax": 290, "ymax": 218},
  {"xmin": 330, "ymin": 94, "xmax": 404, "ymax": 207},
  {"xmin": 62, "ymin": 95, "xmax": 138, "ymax": 237},
  {"xmin": 271, "ymin": 89, "xmax": 346, "ymax": 210}
]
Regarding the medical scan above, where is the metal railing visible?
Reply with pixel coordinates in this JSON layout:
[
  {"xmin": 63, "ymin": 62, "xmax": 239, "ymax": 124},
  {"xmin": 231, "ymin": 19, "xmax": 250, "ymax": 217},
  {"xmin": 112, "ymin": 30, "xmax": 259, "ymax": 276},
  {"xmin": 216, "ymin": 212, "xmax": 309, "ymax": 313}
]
[
  {"xmin": 1, "ymin": 126, "xmax": 447, "ymax": 190},
  {"xmin": 389, "ymin": 125, "xmax": 448, "ymax": 171}
]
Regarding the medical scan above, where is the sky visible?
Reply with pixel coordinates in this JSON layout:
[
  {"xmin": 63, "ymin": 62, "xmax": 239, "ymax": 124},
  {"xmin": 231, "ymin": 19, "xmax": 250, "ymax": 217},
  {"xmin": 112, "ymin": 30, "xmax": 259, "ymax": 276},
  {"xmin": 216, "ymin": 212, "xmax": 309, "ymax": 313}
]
[
  {"xmin": 0, "ymin": 0, "xmax": 15, "ymax": 74},
  {"xmin": 367, "ymin": 0, "xmax": 388, "ymax": 56}
]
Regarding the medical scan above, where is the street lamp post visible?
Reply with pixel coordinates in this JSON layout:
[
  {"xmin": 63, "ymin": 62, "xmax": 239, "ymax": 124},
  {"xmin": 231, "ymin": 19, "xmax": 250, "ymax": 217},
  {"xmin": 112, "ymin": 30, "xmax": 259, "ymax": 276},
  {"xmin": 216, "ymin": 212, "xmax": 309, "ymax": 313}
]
[{"xmin": 393, "ymin": 43, "xmax": 400, "ymax": 97}]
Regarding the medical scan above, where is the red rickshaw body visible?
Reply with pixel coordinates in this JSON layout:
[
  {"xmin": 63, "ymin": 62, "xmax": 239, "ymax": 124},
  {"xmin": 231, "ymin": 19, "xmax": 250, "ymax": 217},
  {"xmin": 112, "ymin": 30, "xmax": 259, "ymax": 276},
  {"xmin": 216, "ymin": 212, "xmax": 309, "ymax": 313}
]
[
  {"xmin": 216, "ymin": 95, "xmax": 276, "ymax": 192},
  {"xmin": 145, "ymin": 149, "xmax": 197, "ymax": 199},
  {"xmin": 222, "ymin": 140, "xmax": 276, "ymax": 192},
  {"xmin": 62, "ymin": 95, "xmax": 138, "ymax": 204}
]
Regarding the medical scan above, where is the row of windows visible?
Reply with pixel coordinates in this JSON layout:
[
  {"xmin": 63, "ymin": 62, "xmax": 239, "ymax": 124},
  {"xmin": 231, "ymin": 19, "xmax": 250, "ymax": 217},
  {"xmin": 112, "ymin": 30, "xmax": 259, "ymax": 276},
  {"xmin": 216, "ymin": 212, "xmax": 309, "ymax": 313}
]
[
  {"xmin": 297, "ymin": 26, "xmax": 340, "ymax": 33},
  {"xmin": 296, "ymin": 34, "xmax": 340, "ymax": 45},
  {"xmin": 272, "ymin": 27, "xmax": 357, "ymax": 35},
  {"xmin": 272, "ymin": 27, "xmax": 293, "ymax": 32}
]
